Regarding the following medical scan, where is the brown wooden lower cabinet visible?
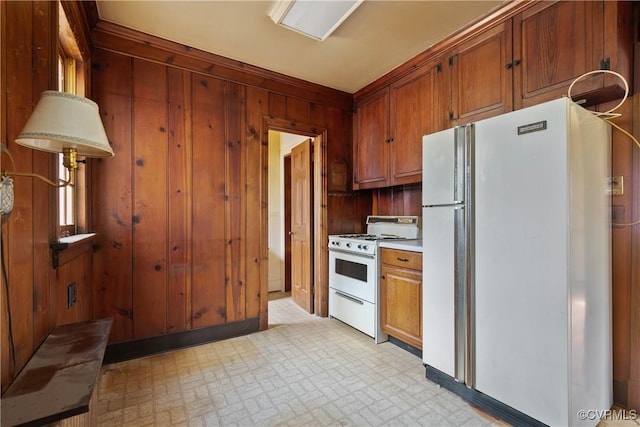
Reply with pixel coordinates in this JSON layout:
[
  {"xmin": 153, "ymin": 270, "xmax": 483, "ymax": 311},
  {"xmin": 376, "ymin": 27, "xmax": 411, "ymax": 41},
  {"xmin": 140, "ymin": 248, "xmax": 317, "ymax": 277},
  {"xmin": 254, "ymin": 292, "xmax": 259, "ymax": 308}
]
[{"xmin": 380, "ymin": 248, "xmax": 422, "ymax": 349}]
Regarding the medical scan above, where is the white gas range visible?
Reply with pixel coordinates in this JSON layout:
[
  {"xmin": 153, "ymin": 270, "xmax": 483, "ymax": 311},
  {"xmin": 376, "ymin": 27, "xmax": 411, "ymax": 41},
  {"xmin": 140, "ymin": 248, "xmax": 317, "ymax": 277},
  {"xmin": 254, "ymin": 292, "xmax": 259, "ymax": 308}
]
[{"xmin": 328, "ymin": 215, "xmax": 421, "ymax": 343}]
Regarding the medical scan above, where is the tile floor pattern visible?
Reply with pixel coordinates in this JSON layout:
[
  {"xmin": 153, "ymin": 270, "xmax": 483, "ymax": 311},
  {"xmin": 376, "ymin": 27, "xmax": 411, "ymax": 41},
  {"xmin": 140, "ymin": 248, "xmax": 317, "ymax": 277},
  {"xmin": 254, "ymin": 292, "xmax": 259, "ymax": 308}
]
[{"xmin": 96, "ymin": 298, "xmax": 503, "ymax": 426}]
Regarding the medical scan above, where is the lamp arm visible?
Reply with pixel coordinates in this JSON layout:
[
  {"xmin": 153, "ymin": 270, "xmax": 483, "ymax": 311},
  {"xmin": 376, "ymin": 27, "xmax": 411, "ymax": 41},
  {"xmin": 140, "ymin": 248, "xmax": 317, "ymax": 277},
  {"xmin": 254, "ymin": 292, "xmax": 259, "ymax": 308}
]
[{"xmin": 4, "ymin": 170, "xmax": 74, "ymax": 188}]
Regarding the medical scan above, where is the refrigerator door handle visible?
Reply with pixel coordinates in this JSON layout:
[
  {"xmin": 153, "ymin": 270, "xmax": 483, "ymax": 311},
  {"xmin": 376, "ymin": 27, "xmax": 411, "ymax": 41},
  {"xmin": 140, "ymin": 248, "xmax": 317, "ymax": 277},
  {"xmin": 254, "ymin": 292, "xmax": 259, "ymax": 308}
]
[
  {"xmin": 453, "ymin": 205, "xmax": 467, "ymax": 383},
  {"xmin": 453, "ymin": 126, "xmax": 466, "ymax": 203},
  {"xmin": 465, "ymin": 122, "xmax": 475, "ymax": 389}
]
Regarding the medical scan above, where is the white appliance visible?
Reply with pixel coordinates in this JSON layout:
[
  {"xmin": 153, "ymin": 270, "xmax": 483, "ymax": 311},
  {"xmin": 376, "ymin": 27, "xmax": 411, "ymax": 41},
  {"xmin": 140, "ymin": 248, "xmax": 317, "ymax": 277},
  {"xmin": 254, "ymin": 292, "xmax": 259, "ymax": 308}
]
[
  {"xmin": 421, "ymin": 97, "xmax": 612, "ymax": 426},
  {"xmin": 328, "ymin": 216, "xmax": 420, "ymax": 343}
]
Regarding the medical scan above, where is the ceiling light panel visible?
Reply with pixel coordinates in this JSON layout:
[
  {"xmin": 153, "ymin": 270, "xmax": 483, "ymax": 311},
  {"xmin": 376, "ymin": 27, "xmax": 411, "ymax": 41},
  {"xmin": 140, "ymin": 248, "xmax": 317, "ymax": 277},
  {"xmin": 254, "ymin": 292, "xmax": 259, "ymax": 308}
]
[{"xmin": 270, "ymin": 0, "xmax": 363, "ymax": 41}]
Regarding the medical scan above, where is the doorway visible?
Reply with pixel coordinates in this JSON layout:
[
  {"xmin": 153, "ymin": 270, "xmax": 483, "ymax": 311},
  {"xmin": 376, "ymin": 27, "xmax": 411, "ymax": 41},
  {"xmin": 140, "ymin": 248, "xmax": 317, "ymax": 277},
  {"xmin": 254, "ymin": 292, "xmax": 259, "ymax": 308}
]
[
  {"xmin": 267, "ymin": 131, "xmax": 307, "ymax": 296},
  {"xmin": 263, "ymin": 118, "xmax": 328, "ymax": 320},
  {"xmin": 267, "ymin": 132, "xmax": 313, "ymax": 312}
]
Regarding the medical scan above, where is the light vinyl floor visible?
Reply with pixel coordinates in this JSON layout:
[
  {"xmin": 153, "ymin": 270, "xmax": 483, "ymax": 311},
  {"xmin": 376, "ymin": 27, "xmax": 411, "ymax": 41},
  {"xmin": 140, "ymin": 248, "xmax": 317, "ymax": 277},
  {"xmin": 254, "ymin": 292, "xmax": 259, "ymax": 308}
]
[{"xmin": 96, "ymin": 297, "xmax": 502, "ymax": 426}]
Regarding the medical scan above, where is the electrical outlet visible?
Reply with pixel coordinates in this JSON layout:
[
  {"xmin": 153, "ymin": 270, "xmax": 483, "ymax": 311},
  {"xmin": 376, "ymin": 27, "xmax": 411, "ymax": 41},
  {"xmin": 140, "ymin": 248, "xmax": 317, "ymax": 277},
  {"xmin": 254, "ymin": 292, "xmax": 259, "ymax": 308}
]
[
  {"xmin": 67, "ymin": 282, "xmax": 77, "ymax": 309},
  {"xmin": 607, "ymin": 176, "xmax": 624, "ymax": 196},
  {"xmin": 612, "ymin": 205, "xmax": 625, "ymax": 226}
]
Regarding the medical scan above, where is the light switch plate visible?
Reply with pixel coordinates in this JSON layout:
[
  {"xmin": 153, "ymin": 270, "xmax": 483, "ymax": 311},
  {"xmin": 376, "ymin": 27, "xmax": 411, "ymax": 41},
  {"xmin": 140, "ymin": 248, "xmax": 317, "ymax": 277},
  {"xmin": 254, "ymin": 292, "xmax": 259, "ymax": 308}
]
[{"xmin": 607, "ymin": 176, "xmax": 624, "ymax": 196}]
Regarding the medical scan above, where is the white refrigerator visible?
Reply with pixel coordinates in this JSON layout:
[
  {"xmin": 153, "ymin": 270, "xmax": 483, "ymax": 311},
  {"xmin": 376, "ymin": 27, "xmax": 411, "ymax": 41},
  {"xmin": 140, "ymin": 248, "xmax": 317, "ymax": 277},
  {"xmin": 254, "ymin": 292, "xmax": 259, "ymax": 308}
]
[{"xmin": 421, "ymin": 97, "xmax": 612, "ymax": 426}]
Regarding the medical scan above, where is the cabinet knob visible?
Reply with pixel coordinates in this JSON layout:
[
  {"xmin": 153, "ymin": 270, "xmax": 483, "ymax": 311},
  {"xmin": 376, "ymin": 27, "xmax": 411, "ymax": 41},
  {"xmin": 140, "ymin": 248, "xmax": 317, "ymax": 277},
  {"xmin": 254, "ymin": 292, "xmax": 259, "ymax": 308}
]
[
  {"xmin": 505, "ymin": 59, "xmax": 521, "ymax": 69},
  {"xmin": 385, "ymin": 137, "xmax": 394, "ymax": 143},
  {"xmin": 381, "ymin": 275, "xmax": 386, "ymax": 280},
  {"xmin": 396, "ymin": 257, "xmax": 409, "ymax": 262}
]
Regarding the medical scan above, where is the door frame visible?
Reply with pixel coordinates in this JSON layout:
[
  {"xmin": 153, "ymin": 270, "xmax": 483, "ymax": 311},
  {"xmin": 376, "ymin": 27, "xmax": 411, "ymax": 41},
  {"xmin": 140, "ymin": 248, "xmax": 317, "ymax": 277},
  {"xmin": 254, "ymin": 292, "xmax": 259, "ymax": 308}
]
[{"xmin": 261, "ymin": 117, "xmax": 328, "ymax": 325}]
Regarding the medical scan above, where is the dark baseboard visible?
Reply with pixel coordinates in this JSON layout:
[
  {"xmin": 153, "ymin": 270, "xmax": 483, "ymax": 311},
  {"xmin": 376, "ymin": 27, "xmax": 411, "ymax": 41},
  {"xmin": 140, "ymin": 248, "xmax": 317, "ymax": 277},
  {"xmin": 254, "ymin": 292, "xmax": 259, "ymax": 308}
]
[
  {"xmin": 425, "ymin": 365, "xmax": 547, "ymax": 427},
  {"xmin": 103, "ymin": 317, "xmax": 260, "ymax": 364},
  {"xmin": 388, "ymin": 336, "xmax": 422, "ymax": 358}
]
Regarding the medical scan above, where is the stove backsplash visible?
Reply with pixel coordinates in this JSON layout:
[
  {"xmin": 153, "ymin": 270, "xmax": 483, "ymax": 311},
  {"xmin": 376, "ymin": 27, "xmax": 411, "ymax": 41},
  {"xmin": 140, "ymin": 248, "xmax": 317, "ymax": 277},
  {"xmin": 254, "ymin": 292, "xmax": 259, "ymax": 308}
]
[
  {"xmin": 328, "ymin": 192, "xmax": 371, "ymax": 235},
  {"xmin": 372, "ymin": 183, "xmax": 422, "ymax": 216},
  {"xmin": 327, "ymin": 184, "xmax": 422, "ymax": 236}
]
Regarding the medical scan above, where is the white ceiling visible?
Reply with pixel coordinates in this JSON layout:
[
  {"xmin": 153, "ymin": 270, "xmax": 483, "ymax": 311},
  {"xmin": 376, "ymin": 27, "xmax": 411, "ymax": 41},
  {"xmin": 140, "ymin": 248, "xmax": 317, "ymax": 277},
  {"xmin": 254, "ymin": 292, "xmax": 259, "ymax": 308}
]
[{"xmin": 95, "ymin": 1, "xmax": 504, "ymax": 94}]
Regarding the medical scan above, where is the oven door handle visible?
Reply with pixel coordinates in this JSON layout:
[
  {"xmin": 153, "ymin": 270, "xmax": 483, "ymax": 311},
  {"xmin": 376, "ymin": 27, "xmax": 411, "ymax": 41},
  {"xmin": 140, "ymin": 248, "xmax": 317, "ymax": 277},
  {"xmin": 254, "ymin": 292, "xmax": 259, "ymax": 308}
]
[
  {"xmin": 334, "ymin": 290, "xmax": 364, "ymax": 305},
  {"xmin": 328, "ymin": 248, "xmax": 375, "ymax": 259}
]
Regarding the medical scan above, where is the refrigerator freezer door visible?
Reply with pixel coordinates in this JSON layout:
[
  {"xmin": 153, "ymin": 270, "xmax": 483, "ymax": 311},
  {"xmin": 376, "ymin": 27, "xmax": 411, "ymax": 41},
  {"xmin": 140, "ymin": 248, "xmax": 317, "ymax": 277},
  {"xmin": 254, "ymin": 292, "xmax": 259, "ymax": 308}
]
[
  {"xmin": 422, "ymin": 127, "xmax": 465, "ymax": 206},
  {"xmin": 422, "ymin": 205, "xmax": 461, "ymax": 378}
]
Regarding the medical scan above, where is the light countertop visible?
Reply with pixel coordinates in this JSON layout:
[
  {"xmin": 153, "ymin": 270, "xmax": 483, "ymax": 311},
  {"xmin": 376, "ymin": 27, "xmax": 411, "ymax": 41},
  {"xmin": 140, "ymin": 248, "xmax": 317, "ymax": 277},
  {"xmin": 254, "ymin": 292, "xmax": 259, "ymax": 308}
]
[{"xmin": 379, "ymin": 239, "xmax": 423, "ymax": 253}]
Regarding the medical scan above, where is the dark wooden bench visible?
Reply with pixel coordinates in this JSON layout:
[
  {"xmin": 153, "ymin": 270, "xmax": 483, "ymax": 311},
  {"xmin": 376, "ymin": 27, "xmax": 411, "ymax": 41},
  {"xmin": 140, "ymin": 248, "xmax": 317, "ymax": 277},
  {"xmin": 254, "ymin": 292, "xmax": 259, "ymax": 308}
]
[{"xmin": 1, "ymin": 318, "xmax": 112, "ymax": 427}]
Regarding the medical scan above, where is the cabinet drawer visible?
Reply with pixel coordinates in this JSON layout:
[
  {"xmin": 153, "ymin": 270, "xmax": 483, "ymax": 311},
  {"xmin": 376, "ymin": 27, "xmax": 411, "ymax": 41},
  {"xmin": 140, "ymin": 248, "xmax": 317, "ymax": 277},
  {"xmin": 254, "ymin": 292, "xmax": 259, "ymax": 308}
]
[{"xmin": 381, "ymin": 248, "xmax": 422, "ymax": 270}]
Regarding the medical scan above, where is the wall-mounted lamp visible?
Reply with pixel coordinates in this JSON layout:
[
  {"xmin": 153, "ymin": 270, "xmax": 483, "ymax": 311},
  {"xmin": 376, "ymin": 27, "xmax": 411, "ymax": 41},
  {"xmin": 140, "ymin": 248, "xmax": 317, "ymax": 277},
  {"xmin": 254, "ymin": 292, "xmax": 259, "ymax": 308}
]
[{"xmin": 0, "ymin": 90, "xmax": 114, "ymax": 218}]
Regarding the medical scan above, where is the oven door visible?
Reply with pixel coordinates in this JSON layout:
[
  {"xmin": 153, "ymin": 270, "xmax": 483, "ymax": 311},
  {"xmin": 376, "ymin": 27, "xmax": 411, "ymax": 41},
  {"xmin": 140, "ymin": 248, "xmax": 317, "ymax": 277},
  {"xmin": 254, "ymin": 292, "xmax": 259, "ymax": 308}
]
[{"xmin": 328, "ymin": 249, "xmax": 376, "ymax": 303}]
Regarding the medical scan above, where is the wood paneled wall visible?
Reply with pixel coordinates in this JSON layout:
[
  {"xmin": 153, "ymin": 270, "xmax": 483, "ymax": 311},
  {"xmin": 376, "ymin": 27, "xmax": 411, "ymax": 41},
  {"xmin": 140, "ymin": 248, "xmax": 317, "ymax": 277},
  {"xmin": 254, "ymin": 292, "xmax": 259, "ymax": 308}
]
[
  {"xmin": 609, "ymin": 93, "xmax": 640, "ymax": 410},
  {"xmin": 372, "ymin": 185, "xmax": 422, "ymax": 217},
  {"xmin": 1, "ymin": 1, "xmax": 97, "ymax": 392},
  {"xmin": 89, "ymin": 22, "xmax": 360, "ymax": 343},
  {"xmin": 327, "ymin": 193, "xmax": 371, "ymax": 235}
]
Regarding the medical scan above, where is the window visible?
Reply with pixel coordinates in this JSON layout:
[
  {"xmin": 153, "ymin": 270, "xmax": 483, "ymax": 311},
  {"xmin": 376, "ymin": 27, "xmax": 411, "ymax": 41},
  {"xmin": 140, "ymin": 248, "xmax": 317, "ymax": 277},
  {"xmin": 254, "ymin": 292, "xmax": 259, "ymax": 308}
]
[
  {"xmin": 57, "ymin": 56, "xmax": 75, "ymax": 235},
  {"xmin": 57, "ymin": 1, "xmax": 86, "ymax": 238}
]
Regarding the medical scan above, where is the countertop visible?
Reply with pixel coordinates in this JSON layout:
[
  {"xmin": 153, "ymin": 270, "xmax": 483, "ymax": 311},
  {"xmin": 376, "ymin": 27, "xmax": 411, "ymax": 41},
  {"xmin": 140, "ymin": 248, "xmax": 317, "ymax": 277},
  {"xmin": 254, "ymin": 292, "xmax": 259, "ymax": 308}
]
[{"xmin": 379, "ymin": 239, "xmax": 423, "ymax": 253}]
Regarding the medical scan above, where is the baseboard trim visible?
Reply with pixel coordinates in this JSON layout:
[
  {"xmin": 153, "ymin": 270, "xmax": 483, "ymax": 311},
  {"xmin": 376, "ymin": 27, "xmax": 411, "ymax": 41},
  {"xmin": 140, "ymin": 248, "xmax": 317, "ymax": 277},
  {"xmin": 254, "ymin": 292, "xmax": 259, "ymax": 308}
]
[
  {"xmin": 425, "ymin": 365, "xmax": 547, "ymax": 427},
  {"xmin": 104, "ymin": 317, "xmax": 260, "ymax": 364},
  {"xmin": 388, "ymin": 336, "xmax": 422, "ymax": 358}
]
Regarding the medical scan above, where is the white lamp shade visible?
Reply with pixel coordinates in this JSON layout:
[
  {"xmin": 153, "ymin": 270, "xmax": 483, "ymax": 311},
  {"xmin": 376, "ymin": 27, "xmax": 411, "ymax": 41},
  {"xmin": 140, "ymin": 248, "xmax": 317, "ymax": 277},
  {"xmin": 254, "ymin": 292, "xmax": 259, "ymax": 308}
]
[{"xmin": 15, "ymin": 91, "xmax": 114, "ymax": 158}]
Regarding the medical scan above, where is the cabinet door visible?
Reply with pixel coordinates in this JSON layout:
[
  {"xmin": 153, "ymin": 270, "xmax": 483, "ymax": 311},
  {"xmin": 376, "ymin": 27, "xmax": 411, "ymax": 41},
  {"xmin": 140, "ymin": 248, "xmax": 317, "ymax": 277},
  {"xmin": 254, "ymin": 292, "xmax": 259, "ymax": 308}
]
[
  {"xmin": 353, "ymin": 88, "xmax": 389, "ymax": 189},
  {"xmin": 389, "ymin": 61, "xmax": 441, "ymax": 186},
  {"xmin": 380, "ymin": 250, "xmax": 422, "ymax": 349},
  {"xmin": 513, "ymin": 1, "xmax": 604, "ymax": 109},
  {"xmin": 449, "ymin": 20, "xmax": 513, "ymax": 125}
]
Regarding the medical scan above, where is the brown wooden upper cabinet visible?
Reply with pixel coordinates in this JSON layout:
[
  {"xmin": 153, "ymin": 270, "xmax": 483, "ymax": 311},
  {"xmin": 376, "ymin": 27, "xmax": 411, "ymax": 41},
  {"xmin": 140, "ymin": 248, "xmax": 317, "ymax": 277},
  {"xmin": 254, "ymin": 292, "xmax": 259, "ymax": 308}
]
[
  {"xmin": 353, "ymin": 60, "xmax": 441, "ymax": 190},
  {"xmin": 352, "ymin": 0, "xmax": 633, "ymax": 189},
  {"xmin": 513, "ymin": 1, "xmax": 608, "ymax": 109},
  {"xmin": 447, "ymin": 1, "xmax": 632, "ymax": 123},
  {"xmin": 353, "ymin": 87, "xmax": 389, "ymax": 189},
  {"xmin": 448, "ymin": 20, "xmax": 513, "ymax": 125}
]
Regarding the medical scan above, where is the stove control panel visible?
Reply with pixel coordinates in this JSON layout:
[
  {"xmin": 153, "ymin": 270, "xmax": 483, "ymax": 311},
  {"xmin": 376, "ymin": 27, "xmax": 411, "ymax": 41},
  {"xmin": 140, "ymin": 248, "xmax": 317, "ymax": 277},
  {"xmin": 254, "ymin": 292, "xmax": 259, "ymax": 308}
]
[{"xmin": 328, "ymin": 237, "xmax": 377, "ymax": 256}]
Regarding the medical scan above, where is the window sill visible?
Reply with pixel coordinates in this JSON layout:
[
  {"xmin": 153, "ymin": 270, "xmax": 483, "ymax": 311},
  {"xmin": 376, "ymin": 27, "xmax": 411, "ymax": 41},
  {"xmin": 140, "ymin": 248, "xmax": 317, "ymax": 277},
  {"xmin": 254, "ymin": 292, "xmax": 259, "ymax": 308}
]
[{"xmin": 50, "ymin": 233, "xmax": 96, "ymax": 268}]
